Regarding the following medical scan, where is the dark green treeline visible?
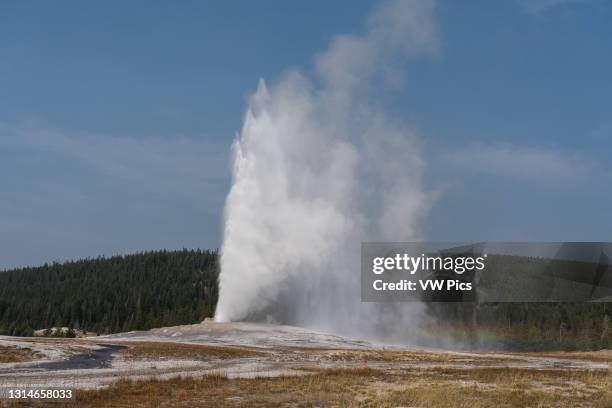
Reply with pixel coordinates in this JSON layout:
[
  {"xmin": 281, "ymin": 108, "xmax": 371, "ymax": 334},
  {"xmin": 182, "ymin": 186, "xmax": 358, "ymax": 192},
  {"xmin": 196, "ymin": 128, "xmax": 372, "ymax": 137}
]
[
  {"xmin": 0, "ymin": 250, "xmax": 610, "ymax": 351},
  {"xmin": 0, "ymin": 249, "xmax": 218, "ymax": 336}
]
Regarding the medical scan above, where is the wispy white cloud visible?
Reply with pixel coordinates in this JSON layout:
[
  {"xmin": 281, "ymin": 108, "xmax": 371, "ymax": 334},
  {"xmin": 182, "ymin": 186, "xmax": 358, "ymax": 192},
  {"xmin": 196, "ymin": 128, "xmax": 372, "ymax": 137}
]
[
  {"xmin": 436, "ymin": 142, "xmax": 604, "ymax": 186},
  {"xmin": 434, "ymin": 143, "xmax": 609, "ymax": 186},
  {"xmin": 591, "ymin": 123, "xmax": 612, "ymax": 141},
  {"xmin": 0, "ymin": 121, "xmax": 229, "ymax": 198},
  {"xmin": 517, "ymin": 0, "xmax": 590, "ymax": 14}
]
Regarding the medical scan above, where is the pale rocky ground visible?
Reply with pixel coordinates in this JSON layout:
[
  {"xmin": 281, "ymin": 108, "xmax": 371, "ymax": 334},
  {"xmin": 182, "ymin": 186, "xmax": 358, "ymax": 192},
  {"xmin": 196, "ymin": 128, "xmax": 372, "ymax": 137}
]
[{"xmin": 1, "ymin": 321, "xmax": 610, "ymax": 390}]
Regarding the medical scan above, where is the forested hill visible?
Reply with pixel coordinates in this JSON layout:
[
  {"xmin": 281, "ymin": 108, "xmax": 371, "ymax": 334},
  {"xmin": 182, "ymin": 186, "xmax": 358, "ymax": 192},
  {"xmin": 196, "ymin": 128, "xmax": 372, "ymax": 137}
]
[
  {"xmin": 0, "ymin": 250, "xmax": 609, "ymax": 351},
  {"xmin": 0, "ymin": 249, "xmax": 218, "ymax": 336}
]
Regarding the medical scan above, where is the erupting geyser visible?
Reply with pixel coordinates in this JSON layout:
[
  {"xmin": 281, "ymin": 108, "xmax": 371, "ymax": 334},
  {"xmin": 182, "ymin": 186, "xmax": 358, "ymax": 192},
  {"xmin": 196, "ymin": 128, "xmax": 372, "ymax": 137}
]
[{"xmin": 215, "ymin": 0, "xmax": 437, "ymax": 342}]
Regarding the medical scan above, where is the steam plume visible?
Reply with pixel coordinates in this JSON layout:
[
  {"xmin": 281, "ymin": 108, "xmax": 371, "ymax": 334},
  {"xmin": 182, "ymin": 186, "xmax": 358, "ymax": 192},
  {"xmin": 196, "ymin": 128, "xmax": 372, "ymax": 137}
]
[{"xmin": 215, "ymin": 0, "xmax": 437, "ymax": 342}]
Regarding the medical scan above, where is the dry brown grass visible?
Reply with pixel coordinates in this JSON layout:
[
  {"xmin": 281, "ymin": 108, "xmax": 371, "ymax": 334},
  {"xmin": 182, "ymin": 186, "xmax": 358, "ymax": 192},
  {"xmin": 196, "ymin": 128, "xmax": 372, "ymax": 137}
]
[
  {"xmin": 30, "ymin": 368, "xmax": 381, "ymax": 408},
  {"xmin": 289, "ymin": 347, "xmax": 498, "ymax": 364},
  {"xmin": 365, "ymin": 349, "xmax": 510, "ymax": 363},
  {"xmin": 115, "ymin": 341, "xmax": 264, "ymax": 361},
  {"xmin": 373, "ymin": 383, "xmax": 611, "ymax": 408},
  {"xmin": 520, "ymin": 349, "xmax": 612, "ymax": 363},
  {"xmin": 380, "ymin": 367, "xmax": 612, "ymax": 408},
  {"xmin": 24, "ymin": 364, "xmax": 611, "ymax": 408},
  {"xmin": 0, "ymin": 345, "xmax": 40, "ymax": 363}
]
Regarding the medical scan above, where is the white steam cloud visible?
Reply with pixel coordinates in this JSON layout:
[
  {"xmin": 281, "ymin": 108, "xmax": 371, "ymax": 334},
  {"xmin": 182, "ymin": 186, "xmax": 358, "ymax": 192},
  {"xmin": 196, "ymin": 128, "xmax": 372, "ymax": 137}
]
[{"xmin": 215, "ymin": 0, "xmax": 437, "ymax": 342}]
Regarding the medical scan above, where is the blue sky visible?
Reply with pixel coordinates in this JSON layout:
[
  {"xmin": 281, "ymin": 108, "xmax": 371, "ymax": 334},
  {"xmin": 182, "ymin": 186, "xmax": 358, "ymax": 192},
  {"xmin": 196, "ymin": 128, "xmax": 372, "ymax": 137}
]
[{"xmin": 1, "ymin": 0, "xmax": 611, "ymax": 269}]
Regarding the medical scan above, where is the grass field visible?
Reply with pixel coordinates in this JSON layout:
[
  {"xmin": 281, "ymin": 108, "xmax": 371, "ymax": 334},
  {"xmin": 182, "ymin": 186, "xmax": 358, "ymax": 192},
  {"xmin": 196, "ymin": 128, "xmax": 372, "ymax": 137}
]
[
  {"xmin": 0, "ymin": 345, "xmax": 39, "ymax": 363},
  {"xmin": 18, "ymin": 365, "xmax": 610, "ymax": 408},
  {"xmin": 117, "ymin": 341, "xmax": 263, "ymax": 361}
]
